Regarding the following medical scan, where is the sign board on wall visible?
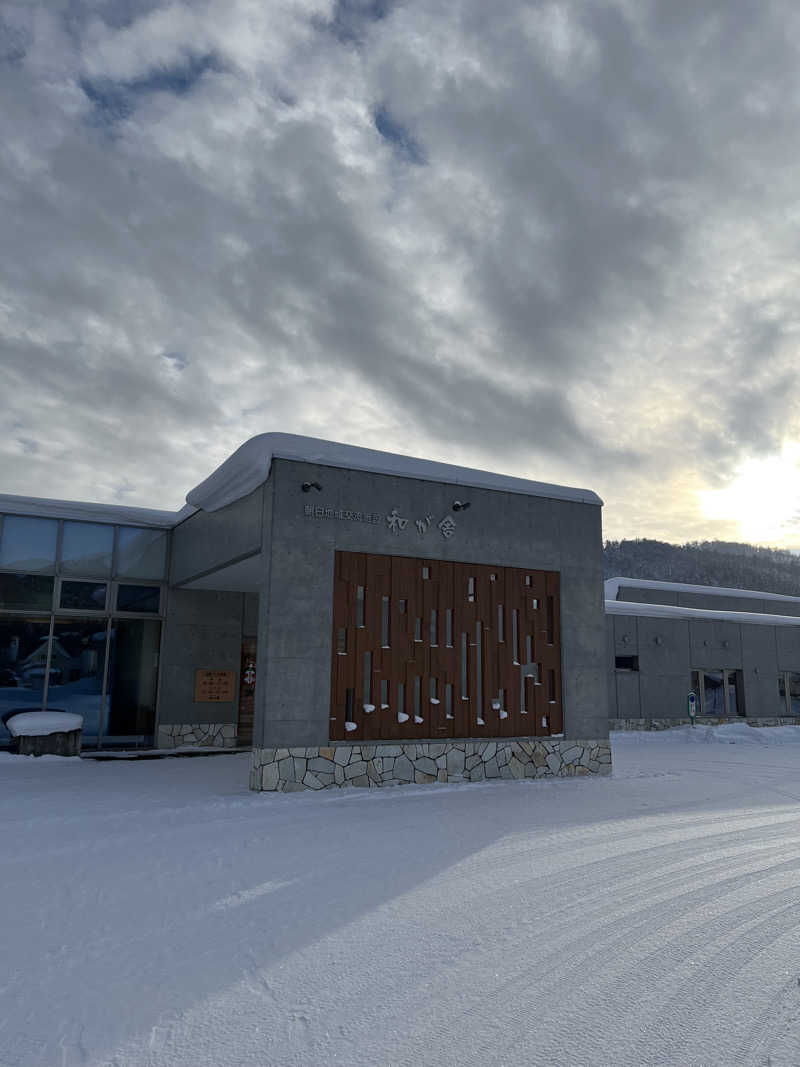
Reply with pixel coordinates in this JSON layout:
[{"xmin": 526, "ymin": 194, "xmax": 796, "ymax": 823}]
[{"xmin": 194, "ymin": 669, "xmax": 236, "ymax": 703}]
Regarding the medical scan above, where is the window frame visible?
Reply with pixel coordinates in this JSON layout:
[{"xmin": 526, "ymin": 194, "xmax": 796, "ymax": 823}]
[
  {"xmin": 691, "ymin": 668, "xmax": 744, "ymax": 717},
  {"xmin": 0, "ymin": 513, "xmax": 169, "ymax": 584},
  {"xmin": 615, "ymin": 655, "xmax": 639, "ymax": 671},
  {"xmin": 57, "ymin": 577, "xmax": 110, "ymax": 613},
  {"xmin": 777, "ymin": 671, "xmax": 800, "ymax": 716},
  {"xmin": 0, "ymin": 512, "xmax": 170, "ymax": 749}
]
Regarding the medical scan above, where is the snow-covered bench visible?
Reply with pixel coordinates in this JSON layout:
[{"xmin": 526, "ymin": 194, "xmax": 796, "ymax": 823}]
[{"xmin": 2, "ymin": 709, "xmax": 84, "ymax": 757}]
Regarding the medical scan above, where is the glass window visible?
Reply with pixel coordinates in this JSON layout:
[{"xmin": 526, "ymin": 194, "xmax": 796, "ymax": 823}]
[
  {"xmin": 727, "ymin": 670, "xmax": 740, "ymax": 716},
  {"xmin": 0, "ymin": 617, "xmax": 51, "ymax": 744},
  {"xmin": 48, "ymin": 619, "xmax": 109, "ymax": 746},
  {"xmin": 116, "ymin": 585, "xmax": 160, "ymax": 614},
  {"xmin": 59, "ymin": 581, "xmax": 107, "ymax": 612},
  {"xmin": 703, "ymin": 670, "xmax": 725, "ymax": 716},
  {"xmin": 0, "ymin": 516, "xmax": 58, "ymax": 573},
  {"xmin": 60, "ymin": 522, "xmax": 113, "ymax": 576},
  {"xmin": 615, "ymin": 655, "xmax": 639, "ymax": 670},
  {"xmin": 0, "ymin": 573, "xmax": 54, "ymax": 611},
  {"xmin": 106, "ymin": 619, "xmax": 160, "ymax": 741},
  {"xmin": 788, "ymin": 672, "xmax": 800, "ymax": 716},
  {"xmin": 116, "ymin": 527, "xmax": 167, "ymax": 580}
]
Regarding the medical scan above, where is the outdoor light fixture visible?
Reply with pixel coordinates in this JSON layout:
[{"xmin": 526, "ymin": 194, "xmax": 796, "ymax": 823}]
[
  {"xmin": 452, "ymin": 500, "xmax": 471, "ymax": 512},
  {"xmin": 301, "ymin": 482, "xmax": 322, "ymax": 493}
]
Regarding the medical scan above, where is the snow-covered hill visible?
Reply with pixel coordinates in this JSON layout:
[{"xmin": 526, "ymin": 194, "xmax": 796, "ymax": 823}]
[{"xmin": 605, "ymin": 538, "xmax": 800, "ymax": 597}]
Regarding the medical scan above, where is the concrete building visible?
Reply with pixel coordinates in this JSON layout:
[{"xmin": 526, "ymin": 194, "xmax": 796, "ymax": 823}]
[
  {"xmin": 0, "ymin": 434, "xmax": 612, "ymax": 787},
  {"xmin": 606, "ymin": 578, "xmax": 800, "ymax": 728}
]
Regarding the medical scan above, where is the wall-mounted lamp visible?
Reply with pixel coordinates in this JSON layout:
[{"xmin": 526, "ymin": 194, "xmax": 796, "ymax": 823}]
[
  {"xmin": 301, "ymin": 482, "xmax": 322, "ymax": 493},
  {"xmin": 452, "ymin": 500, "xmax": 471, "ymax": 512}
]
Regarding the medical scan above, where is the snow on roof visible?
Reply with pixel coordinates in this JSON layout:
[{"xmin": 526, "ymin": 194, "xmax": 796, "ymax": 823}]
[
  {"xmin": 0, "ymin": 492, "xmax": 192, "ymax": 529},
  {"xmin": 605, "ymin": 576, "xmax": 800, "ymax": 605},
  {"xmin": 186, "ymin": 433, "xmax": 602, "ymax": 513},
  {"xmin": 605, "ymin": 598, "xmax": 800, "ymax": 627}
]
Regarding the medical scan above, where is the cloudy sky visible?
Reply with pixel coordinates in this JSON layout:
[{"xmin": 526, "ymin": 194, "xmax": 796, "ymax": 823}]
[{"xmin": 3, "ymin": 0, "xmax": 800, "ymax": 546}]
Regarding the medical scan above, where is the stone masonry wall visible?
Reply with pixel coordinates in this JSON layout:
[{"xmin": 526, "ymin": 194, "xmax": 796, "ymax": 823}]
[
  {"xmin": 250, "ymin": 737, "xmax": 612, "ymax": 792},
  {"xmin": 157, "ymin": 723, "xmax": 238, "ymax": 749},
  {"xmin": 610, "ymin": 717, "xmax": 800, "ymax": 731}
]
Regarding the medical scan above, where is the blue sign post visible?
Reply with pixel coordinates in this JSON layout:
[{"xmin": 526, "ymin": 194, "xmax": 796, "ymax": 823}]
[{"xmin": 688, "ymin": 691, "xmax": 697, "ymax": 727}]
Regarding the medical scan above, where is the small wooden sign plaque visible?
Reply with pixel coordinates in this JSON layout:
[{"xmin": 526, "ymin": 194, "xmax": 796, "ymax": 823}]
[{"xmin": 194, "ymin": 669, "xmax": 236, "ymax": 703}]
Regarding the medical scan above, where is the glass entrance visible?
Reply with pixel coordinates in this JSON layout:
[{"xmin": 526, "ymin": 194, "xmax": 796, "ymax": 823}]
[{"xmin": 105, "ymin": 619, "xmax": 160, "ymax": 743}]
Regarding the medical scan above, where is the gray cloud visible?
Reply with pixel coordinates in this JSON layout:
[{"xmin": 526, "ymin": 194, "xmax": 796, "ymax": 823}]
[{"xmin": 2, "ymin": 0, "xmax": 800, "ymax": 543}]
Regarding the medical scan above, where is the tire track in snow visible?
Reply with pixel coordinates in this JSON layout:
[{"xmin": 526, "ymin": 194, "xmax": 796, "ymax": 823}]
[
  {"xmin": 486, "ymin": 834, "xmax": 800, "ymax": 1064},
  {"xmin": 738, "ymin": 975, "xmax": 800, "ymax": 1066},
  {"xmin": 353, "ymin": 813, "xmax": 800, "ymax": 1066}
]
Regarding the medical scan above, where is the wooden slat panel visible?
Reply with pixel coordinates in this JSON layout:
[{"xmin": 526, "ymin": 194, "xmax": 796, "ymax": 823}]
[{"xmin": 330, "ymin": 551, "xmax": 563, "ymax": 743}]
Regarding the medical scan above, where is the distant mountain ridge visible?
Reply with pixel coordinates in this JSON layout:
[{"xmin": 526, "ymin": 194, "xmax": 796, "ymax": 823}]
[{"xmin": 603, "ymin": 539, "xmax": 800, "ymax": 599}]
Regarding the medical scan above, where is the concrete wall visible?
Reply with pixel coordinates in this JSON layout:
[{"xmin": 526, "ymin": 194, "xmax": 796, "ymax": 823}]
[
  {"xmin": 254, "ymin": 458, "xmax": 608, "ymax": 749},
  {"xmin": 607, "ymin": 612, "xmax": 800, "ymax": 720},
  {"xmin": 157, "ymin": 588, "xmax": 245, "ymax": 728},
  {"xmin": 776, "ymin": 625, "xmax": 800, "ymax": 669},
  {"xmin": 169, "ymin": 486, "xmax": 264, "ymax": 586},
  {"xmin": 741, "ymin": 623, "xmax": 780, "ymax": 718},
  {"xmin": 242, "ymin": 593, "xmax": 259, "ymax": 637}
]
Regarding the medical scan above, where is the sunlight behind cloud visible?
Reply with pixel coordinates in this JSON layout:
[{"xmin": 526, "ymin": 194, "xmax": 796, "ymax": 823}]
[{"xmin": 698, "ymin": 444, "xmax": 800, "ymax": 545}]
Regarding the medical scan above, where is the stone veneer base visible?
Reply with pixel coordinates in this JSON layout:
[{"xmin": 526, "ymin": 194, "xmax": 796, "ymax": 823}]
[
  {"xmin": 249, "ymin": 737, "xmax": 612, "ymax": 792},
  {"xmin": 157, "ymin": 723, "xmax": 238, "ymax": 749},
  {"xmin": 610, "ymin": 716, "xmax": 800, "ymax": 731}
]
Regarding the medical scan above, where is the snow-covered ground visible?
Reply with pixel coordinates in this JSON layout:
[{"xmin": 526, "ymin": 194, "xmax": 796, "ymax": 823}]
[{"xmin": 2, "ymin": 726, "xmax": 800, "ymax": 1067}]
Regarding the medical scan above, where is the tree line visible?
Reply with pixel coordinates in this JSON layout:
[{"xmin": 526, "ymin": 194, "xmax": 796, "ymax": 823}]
[{"xmin": 603, "ymin": 539, "xmax": 800, "ymax": 597}]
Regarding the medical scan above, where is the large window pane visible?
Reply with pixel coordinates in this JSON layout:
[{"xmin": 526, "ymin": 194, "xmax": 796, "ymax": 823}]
[
  {"xmin": 106, "ymin": 619, "xmax": 160, "ymax": 740},
  {"xmin": 779, "ymin": 673, "xmax": 788, "ymax": 715},
  {"xmin": 61, "ymin": 522, "xmax": 113, "ymax": 576},
  {"xmin": 0, "ymin": 617, "xmax": 51, "ymax": 744},
  {"xmin": 116, "ymin": 527, "xmax": 167, "ymax": 580},
  {"xmin": 47, "ymin": 619, "xmax": 108, "ymax": 745},
  {"xmin": 0, "ymin": 516, "xmax": 58, "ymax": 573},
  {"xmin": 0, "ymin": 574, "xmax": 54, "ymax": 611},
  {"xmin": 703, "ymin": 670, "xmax": 725, "ymax": 716},
  {"xmin": 59, "ymin": 580, "xmax": 107, "ymax": 612},
  {"xmin": 789, "ymin": 672, "xmax": 800, "ymax": 715},
  {"xmin": 726, "ymin": 670, "xmax": 741, "ymax": 716},
  {"xmin": 116, "ymin": 585, "xmax": 160, "ymax": 614}
]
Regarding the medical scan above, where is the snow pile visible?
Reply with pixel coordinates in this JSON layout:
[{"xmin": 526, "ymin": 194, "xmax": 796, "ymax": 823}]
[
  {"xmin": 3, "ymin": 735, "xmax": 800, "ymax": 1066},
  {"xmin": 5, "ymin": 711, "xmax": 83, "ymax": 737},
  {"xmin": 614, "ymin": 722, "xmax": 800, "ymax": 745}
]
